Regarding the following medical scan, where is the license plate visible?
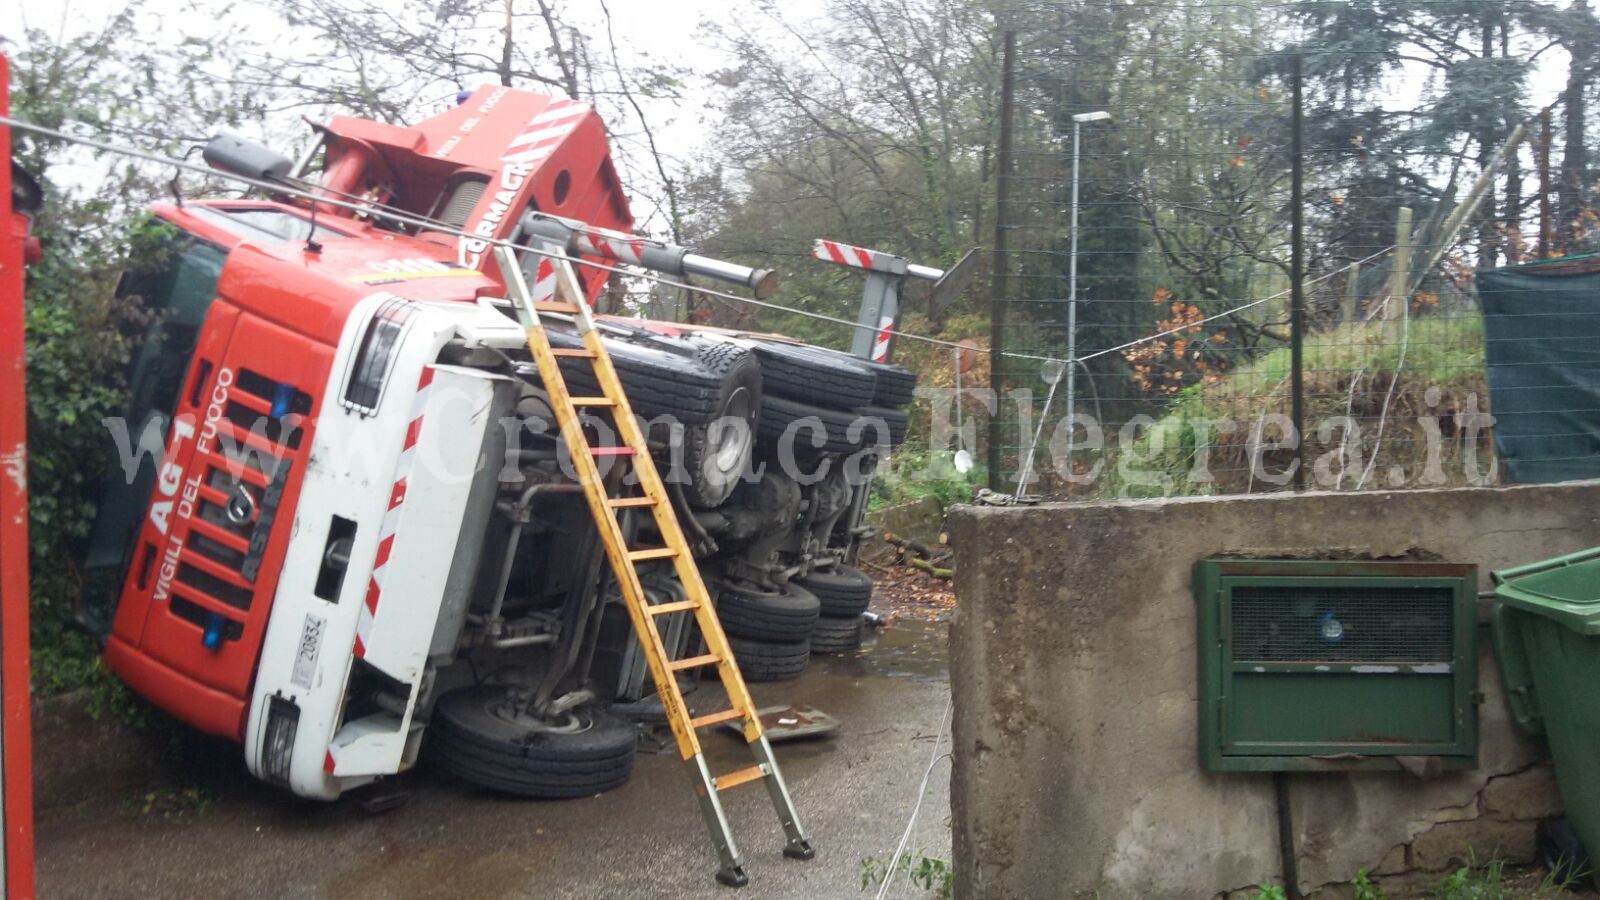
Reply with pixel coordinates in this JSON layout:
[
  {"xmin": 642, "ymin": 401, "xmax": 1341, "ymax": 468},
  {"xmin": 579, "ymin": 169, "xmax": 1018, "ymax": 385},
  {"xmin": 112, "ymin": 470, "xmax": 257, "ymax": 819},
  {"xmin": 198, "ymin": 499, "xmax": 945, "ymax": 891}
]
[{"xmin": 291, "ymin": 614, "xmax": 326, "ymax": 689}]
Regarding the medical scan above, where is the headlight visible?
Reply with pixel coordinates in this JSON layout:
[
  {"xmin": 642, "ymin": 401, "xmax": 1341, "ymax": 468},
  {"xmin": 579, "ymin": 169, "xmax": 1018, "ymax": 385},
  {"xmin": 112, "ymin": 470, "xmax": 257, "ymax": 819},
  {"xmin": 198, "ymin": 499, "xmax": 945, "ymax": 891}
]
[
  {"xmin": 262, "ymin": 695, "xmax": 301, "ymax": 786},
  {"xmin": 342, "ymin": 296, "xmax": 418, "ymax": 415}
]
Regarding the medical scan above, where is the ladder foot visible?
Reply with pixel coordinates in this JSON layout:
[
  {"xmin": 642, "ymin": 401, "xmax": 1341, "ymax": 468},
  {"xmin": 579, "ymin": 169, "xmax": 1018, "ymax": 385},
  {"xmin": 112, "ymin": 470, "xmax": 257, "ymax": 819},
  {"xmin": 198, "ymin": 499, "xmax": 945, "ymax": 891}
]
[
  {"xmin": 783, "ymin": 839, "xmax": 816, "ymax": 861},
  {"xmin": 715, "ymin": 865, "xmax": 750, "ymax": 888}
]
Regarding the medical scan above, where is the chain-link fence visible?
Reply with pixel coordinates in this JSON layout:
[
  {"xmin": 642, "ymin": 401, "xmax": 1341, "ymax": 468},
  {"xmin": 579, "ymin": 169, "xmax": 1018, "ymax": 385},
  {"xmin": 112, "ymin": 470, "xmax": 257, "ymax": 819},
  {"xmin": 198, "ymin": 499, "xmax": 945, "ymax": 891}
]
[{"xmin": 983, "ymin": 0, "xmax": 1596, "ymax": 500}]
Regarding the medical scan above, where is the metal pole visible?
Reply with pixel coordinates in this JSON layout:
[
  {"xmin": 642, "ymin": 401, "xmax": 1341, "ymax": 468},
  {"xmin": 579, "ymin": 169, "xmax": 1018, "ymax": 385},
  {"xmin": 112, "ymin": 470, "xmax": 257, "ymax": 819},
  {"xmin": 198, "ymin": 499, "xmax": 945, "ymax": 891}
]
[
  {"xmin": 987, "ymin": 30, "xmax": 1015, "ymax": 492},
  {"xmin": 1065, "ymin": 118, "xmax": 1080, "ymax": 492},
  {"xmin": 1289, "ymin": 53, "xmax": 1306, "ymax": 492},
  {"xmin": 1540, "ymin": 107, "xmax": 1554, "ymax": 259},
  {"xmin": 1275, "ymin": 771, "xmax": 1302, "ymax": 900}
]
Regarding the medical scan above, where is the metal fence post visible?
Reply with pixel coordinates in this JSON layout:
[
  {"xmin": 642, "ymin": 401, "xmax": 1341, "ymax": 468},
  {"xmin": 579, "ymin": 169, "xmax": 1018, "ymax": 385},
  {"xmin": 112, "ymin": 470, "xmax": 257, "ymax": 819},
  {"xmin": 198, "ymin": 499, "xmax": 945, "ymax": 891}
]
[
  {"xmin": 1290, "ymin": 52, "xmax": 1306, "ymax": 491},
  {"xmin": 988, "ymin": 30, "xmax": 1015, "ymax": 492}
]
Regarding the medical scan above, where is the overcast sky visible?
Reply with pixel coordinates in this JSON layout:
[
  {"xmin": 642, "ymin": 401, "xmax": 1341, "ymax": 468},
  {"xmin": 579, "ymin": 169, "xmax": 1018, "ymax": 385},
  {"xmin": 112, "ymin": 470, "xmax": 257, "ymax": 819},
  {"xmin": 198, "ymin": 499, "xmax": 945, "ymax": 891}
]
[
  {"xmin": 1, "ymin": 0, "xmax": 826, "ymax": 234},
  {"xmin": 0, "ymin": 0, "xmax": 1577, "ymax": 234}
]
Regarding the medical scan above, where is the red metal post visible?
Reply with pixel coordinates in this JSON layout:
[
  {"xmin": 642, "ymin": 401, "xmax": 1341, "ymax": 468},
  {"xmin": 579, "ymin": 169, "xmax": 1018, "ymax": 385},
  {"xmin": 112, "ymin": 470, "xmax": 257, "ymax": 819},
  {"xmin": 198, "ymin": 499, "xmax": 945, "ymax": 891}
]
[{"xmin": 0, "ymin": 51, "xmax": 38, "ymax": 900}]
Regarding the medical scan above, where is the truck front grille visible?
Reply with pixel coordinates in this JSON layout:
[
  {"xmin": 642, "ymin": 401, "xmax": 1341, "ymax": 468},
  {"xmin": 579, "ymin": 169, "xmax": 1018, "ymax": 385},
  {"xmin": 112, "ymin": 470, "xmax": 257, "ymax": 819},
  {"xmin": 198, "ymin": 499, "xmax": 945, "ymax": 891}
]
[{"xmin": 170, "ymin": 368, "xmax": 310, "ymax": 639}]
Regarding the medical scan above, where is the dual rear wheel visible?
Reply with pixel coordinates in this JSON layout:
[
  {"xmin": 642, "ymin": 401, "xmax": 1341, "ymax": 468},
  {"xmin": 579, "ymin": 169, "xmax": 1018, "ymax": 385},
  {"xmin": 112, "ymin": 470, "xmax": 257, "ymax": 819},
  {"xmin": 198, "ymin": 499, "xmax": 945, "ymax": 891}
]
[{"xmin": 429, "ymin": 565, "xmax": 876, "ymax": 797}]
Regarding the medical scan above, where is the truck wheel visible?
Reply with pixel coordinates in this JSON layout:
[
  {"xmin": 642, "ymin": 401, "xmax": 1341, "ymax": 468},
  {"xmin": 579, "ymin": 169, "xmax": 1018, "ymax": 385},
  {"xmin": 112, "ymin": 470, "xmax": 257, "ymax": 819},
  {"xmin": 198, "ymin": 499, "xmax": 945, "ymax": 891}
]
[
  {"xmin": 810, "ymin": 614, "xmax": 865, "ymax": 655},
  {"xmin": 716, "ymin": 583, "xmax": 820, "ymax": 642},
  {"xmin": 679, "ymin": 344, "xmax": 762, "ymax": 508},
  {"xmin": 797, "ymin": 565, "xmax": 873, "ymax": 617},
  {"xmin": 428, "ymin": 685, "xmax": 637, "ymax": 799},
  {"xmin": 865, "ymin": 362, "xmax": 918, "ymax": 408},
  {"xmin": 728, "ymin": 636, "xmax": 810, "ymax": 682},
  {"xmin": 751, "ymin": 341, "xmax": 877, "ymax": 410}
]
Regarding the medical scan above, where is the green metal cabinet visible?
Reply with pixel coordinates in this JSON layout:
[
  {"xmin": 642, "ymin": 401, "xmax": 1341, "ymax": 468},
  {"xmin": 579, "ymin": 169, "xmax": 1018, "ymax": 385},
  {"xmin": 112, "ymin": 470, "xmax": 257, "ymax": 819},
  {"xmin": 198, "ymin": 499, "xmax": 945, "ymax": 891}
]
[{"xmin": 1194, "ymin": 559, "xmax": 1479, "ymax": 772}]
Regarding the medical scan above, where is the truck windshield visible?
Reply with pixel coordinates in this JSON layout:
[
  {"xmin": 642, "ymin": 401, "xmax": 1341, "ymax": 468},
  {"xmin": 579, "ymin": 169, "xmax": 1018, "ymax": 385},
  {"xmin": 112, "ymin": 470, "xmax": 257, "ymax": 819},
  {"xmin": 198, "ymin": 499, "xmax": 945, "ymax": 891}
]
[
  {"xmin": 188, "ymin": 205, "xmax": 351, "ymax": 245},
  {"xmin": 81, "ymin": 229, "xmax": 227, "ymax": 633}
]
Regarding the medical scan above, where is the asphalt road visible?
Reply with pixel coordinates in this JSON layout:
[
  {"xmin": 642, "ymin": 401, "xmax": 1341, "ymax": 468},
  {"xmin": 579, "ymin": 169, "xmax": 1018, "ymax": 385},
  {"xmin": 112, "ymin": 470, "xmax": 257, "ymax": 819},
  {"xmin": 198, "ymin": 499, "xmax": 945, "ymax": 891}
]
[{"xmin": 37, "ymin": 619, "xmax": 952, "ymax": 899}]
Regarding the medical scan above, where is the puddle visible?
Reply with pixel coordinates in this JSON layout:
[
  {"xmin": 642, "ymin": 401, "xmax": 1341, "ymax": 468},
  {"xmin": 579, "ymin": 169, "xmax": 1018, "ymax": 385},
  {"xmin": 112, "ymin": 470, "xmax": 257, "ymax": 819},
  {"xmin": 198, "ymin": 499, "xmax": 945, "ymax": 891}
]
[{"xmin": 822, "ymin": 616, "xmax": 949, "ymax": 682}]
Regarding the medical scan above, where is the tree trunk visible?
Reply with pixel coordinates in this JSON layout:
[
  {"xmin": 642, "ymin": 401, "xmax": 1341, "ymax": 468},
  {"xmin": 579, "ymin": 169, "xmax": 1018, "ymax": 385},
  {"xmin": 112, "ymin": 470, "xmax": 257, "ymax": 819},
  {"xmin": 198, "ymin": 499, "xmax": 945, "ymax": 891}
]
[
  {"xmin": 1478, "ymin": 20, "xmax": 1499, "ymax": 271},
  {"xmin": 1560, "ymin": 0, "xmax": 1591, "ymax": 244},
  {"xmin": 1503, "ymin": 22, "xmax": 1523, "ymax": 263},
  {"xmin": 499, "ymin": 0, "xmax": 515, "ymax": 87}
]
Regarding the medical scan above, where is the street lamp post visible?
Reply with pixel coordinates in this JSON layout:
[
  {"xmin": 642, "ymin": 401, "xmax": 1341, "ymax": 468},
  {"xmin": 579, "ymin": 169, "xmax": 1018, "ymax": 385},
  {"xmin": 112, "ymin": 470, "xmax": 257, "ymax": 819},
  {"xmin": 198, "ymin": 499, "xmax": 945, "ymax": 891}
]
[
  {"xmin": 1064, "ymin": 110, "xmax": 1110, "ymax": 487},
  {"xmin": 1014, "ymin": 109, "xmax": 1110, "ymax": 500}
]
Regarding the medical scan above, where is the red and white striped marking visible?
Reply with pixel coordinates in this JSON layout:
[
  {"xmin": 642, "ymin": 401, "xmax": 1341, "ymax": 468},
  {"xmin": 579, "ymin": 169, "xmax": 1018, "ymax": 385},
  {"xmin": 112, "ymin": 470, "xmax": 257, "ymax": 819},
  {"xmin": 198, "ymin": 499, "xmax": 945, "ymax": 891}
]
[
  {"xmin": 530, "ymin": 255, "xmax": 559, "ymax": 306},
  {"xmin": 872, "ymin": 315, "xmax": 895, "ymax": 363},
  {"xmin": 352, "ymin": 365, "xmax": 435, "ymax": 659},
  {"xmin": 575, "ymin": 230, "xmax": 646, "ymax": 267},
  {"xmin": 501, "ymin": 99, "xmax": 589, "ymax": 166},
  {"xmin": 812, "ymin": 238, "xmax": 877, "ymax": 270}
]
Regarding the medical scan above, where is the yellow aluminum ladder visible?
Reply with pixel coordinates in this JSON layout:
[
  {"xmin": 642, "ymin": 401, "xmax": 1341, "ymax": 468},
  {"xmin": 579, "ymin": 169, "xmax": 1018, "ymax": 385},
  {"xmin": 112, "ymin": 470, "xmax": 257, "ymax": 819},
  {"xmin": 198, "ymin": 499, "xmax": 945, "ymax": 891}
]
[{"xmin": 493, "ymin": 245, "xmax": 814, "ymax": 888}]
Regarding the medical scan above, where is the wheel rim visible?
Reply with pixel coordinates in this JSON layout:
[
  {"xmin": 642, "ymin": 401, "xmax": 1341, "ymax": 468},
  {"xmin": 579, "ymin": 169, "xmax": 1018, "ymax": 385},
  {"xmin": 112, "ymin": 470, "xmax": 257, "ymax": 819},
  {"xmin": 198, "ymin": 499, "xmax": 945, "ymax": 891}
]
[
  {"xmin": 710, "ymin": 385, "xmax": 756, "ymax": 474},
  {"xmin": 486, "ymin": 697, "xmax": 595, "ymax": 736}
]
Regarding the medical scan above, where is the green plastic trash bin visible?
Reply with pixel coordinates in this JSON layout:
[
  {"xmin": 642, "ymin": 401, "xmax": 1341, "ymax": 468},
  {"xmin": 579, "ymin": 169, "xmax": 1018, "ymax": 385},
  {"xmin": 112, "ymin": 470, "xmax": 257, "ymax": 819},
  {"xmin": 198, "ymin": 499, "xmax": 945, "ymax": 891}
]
[{"xmin": 1493, "ymin": 547, "xmax": 1600, "ymax": 887}]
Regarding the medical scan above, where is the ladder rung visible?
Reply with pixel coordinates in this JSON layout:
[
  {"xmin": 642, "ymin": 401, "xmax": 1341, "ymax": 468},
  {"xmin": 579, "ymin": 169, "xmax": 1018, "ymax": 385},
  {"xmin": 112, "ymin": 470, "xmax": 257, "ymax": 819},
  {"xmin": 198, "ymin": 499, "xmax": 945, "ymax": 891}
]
[
  {"xmin": 627, "ymin": 547, "xmax": 678, "ymax": 562},
  {"xmin": 549, "ymin": 348, "xmax": 597, "ymax": 359},
  {"xmin": 533, "ymin": 301, "xmax": 581, "ymax": 314},
  {"xmin": 668, "ymin": 653, "xmax": 722, "ymax": 672},
  {"xmin": 590, "ymin": 445, "xmax": 636, "ymax": 457},
  {"xmin": 691, "ymin": 708, "xmax": 747, "ymax": 730},
  {"xmin": 570, "ymin": 396, "xmax": 617, "ymax": 407},
  {"xmin": 713, "ymin": 765, "xmax": 768, "ymax": 792},
  {"xmin": 648, "ymin": 599, "xmax": 700, "ymax": 616},
  {"xmin": 608, "ymin": 496, "xmax": 657, "ymax": 509}
]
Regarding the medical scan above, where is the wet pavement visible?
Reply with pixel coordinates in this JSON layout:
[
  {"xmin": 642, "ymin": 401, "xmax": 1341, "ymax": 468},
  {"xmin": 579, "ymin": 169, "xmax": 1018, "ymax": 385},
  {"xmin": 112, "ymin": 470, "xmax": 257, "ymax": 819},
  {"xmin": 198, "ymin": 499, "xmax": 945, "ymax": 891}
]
[{"xmin": 37, "ymin": 618, "xmax": 952, "ymax": 899}]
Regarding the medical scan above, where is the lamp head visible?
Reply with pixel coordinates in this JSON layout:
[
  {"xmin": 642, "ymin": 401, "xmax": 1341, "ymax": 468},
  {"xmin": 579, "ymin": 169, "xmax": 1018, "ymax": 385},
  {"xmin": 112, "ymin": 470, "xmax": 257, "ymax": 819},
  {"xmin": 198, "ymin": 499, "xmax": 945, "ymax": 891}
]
[{"xmin": 1073, "ymin": 111, "xmax": 1112, "ymax": 123}]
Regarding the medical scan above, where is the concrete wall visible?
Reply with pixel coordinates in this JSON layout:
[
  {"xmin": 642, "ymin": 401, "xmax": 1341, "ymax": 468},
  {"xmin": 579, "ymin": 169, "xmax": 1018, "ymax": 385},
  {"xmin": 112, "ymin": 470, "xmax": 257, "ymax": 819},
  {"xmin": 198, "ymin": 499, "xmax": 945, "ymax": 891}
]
[
  {"xmin": 948, "ymin": 484, "xmax": 1597, "ymax": 899},
  {"xmin": 861, "ymin": 496, "xmax": 945, "ymax": 564}
]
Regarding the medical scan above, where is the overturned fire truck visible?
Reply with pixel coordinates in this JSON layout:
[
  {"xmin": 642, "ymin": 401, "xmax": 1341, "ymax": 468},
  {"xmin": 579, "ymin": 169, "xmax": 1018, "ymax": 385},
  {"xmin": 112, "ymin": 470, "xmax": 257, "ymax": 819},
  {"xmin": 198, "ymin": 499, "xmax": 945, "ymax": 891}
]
[{"xmin": 81, "ymin": 86, "xmax": 918, "ymax": 811}]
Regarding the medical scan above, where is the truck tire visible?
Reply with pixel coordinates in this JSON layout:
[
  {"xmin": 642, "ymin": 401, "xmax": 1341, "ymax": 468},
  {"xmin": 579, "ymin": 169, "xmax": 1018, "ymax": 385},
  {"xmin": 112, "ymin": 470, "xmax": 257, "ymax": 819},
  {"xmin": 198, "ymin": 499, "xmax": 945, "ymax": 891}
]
[
  {"xmin": 678, "ymin": 344, "xmax": 761, "ymax": 509},
  {"xmin": 552, "ymin": 334, "xmax": 761, "ymax": 508},
  {"xmin": 728, "ymin": 636, "xmax": 810, "ymax": 682},
  {"xmin": 758, "ymin": 395, "xmax": 886, "ymax": 455},
  {"xmin": 751, "ymin": 341, "xmax": 877, "ymax": 409},
  {"xmin": 428, "ymin": 685, "xmax": 637, "ymax": 799},
  {"xmin": 865, "ymin": 362, "xmax": 918, "ymax": 408},
  {"xmin": 810, "ymin": 614, "xmax": 865, "ymax": 655},
  {"xmin": 854, "ymin": 405, "xmax": 909, "ymax": 447},
  {"xmin": 716, "ymin": 583, "xmax": 821, "ymax": 642},
  {"xmin": 797, "ymin": 565, "xmax": 873, "ymax": 617},
  {"xmin": 550, "ymin": 330, "xmax": 725, "ymax": 423}
]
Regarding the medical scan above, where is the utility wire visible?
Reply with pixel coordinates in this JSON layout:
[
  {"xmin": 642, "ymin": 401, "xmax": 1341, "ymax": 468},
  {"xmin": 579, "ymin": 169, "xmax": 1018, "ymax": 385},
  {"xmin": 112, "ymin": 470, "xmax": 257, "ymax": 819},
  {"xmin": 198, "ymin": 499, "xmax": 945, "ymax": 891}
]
[
  {"xmin": 1, "ymin": 112, "xmax": 1383, "ymax": 369},
  {"xmin": 3, "ymin": 113, "xmax": 1067, "ymax": 361},
  {"xmin": 1074, "ymin": 244, "xmax": 1394, "ymax": 366},
  {"xmin": 876, "ymin": 695, "xmax": 953, "ymax": 900}
]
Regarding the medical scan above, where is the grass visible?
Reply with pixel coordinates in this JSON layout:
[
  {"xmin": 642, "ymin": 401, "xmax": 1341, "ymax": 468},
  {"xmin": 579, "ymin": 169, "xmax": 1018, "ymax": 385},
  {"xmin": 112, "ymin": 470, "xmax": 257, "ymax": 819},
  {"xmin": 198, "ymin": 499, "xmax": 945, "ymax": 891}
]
[
  {"xmin": 1247, "ymin": 859, "xmax": 1584, "ymax": 900},
  {"xmin": 1203, "ymin": 314, "xmax": 1485, "ymax": 403},
  {"xmin": 860, "ymin": 850, "xmax": 953, "ymax": 898},
  {"xmin": 871, "ymin": 449, "xmax": 981, "ymax": 511},
  {"xmin": 1084, "ymin": 312, "xmax": 1493, "ymax": 499}
]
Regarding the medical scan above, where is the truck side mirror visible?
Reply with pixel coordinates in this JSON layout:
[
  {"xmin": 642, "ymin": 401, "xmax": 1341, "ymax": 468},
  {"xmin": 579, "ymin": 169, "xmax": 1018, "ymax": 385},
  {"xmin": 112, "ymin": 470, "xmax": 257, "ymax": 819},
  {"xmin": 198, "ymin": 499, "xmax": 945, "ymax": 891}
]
[{"xmin": 202, "ymin": 132, "xmax": 294, "ymax": 183}]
